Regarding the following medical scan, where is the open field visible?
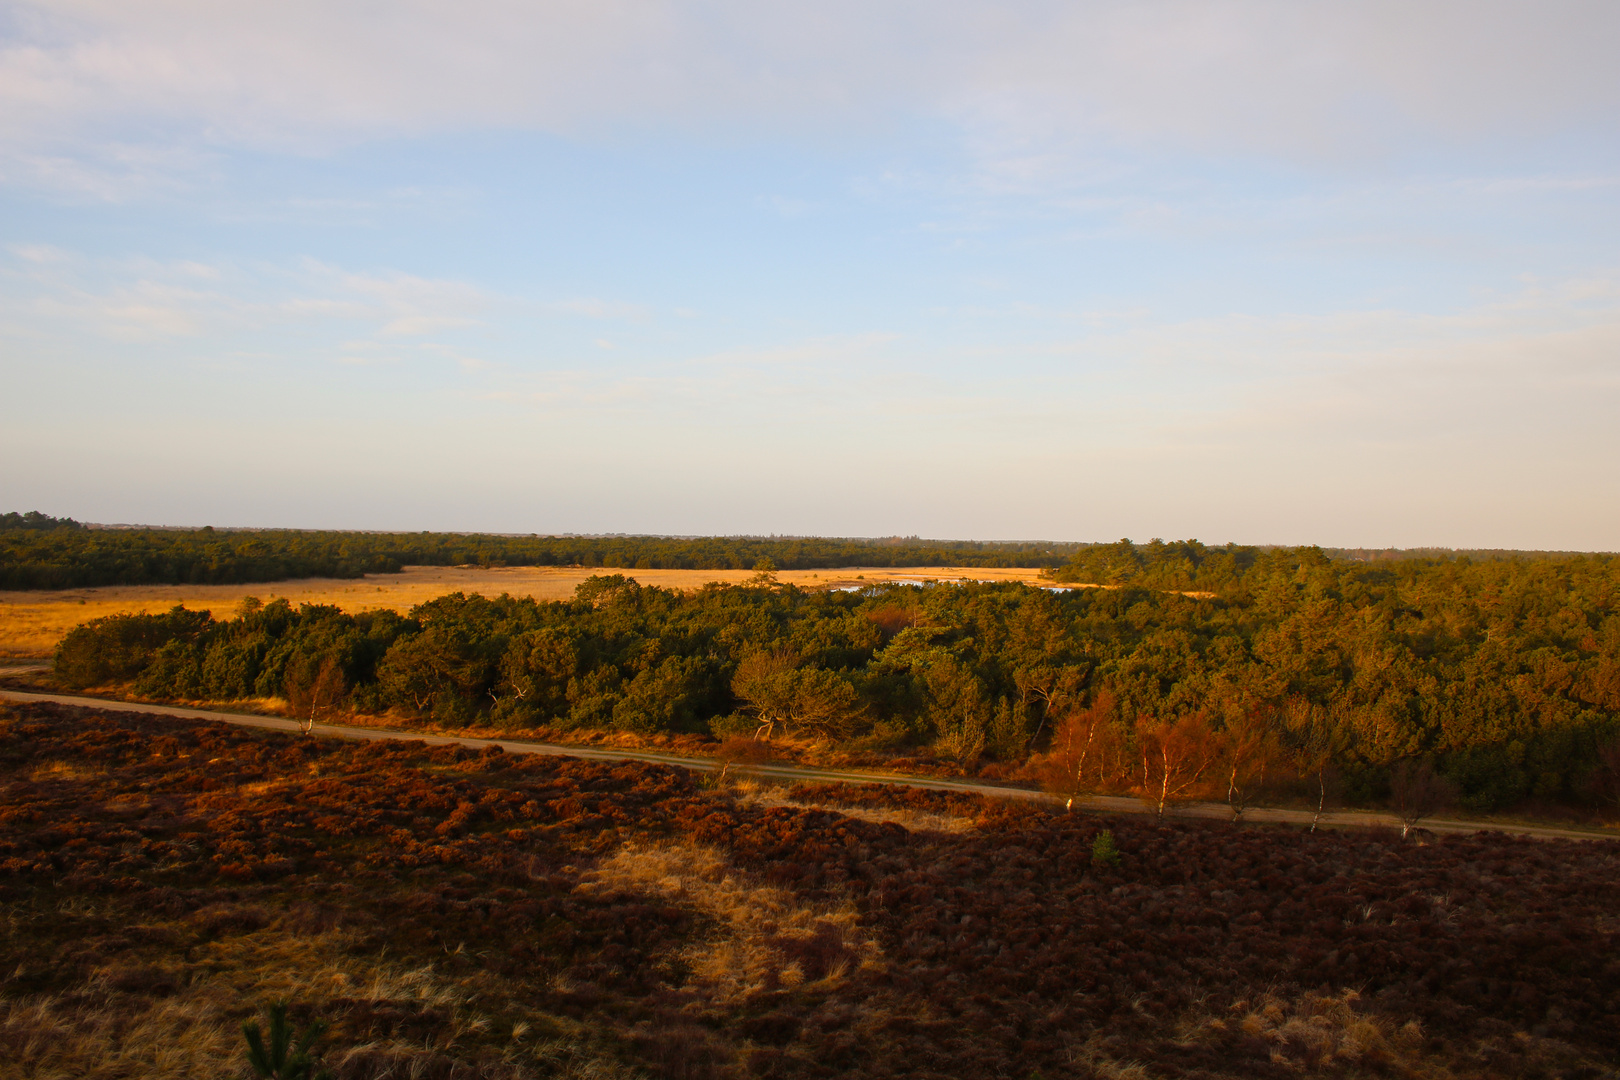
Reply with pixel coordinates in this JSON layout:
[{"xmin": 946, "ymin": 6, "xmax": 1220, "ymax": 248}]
[
  {"xmin": 4, "ymin": 699, "xmax": 1617, "ymax": 1080},
  {"xmin": 0, "ymin": 564, "xmax": 1061, "ymax": 657}
]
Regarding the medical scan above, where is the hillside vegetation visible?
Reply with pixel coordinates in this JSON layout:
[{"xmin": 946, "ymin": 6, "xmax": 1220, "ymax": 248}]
[
  {"xmin": 47, "ymin": 543, "xmax": 1620, "ymax": 816},
  {"xmin": 3, "ymin": 702, "xmax": 1616, "ymax": 1079}
]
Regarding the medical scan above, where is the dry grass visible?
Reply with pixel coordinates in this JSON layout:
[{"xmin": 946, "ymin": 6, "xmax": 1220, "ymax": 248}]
[
  {"xmin": 1216, "ymin": 991, "xmax": 1428, "ymax": 1073},
  {"xmin": 577, "ymin": 838, "xmax": 880, "ymax": 1003},
  {"xmin": 2, "ymin": 993, "xmax": 240, "ymax": 1080},
  {"xmin": 1069, "ymin": 990, "xmax": 1434, "ymax": 1079},
  {"xmin": 0, "ymin": 908, "xmax": 633, "ymax": 1080},
  {"xmin": 0, "ymin": 564, "xmax": 1065, "ymax": 657},
  {"xmin": 730, "ymin": 778, "xmax": 981, "ymax": 834},
  {"xmin": 25, "ymin": 759, "xmax": 107, "ymax": 782},
  {"xmin": 1066, "ymin": 988, "xmax": 1605, "ymax": 1080}
]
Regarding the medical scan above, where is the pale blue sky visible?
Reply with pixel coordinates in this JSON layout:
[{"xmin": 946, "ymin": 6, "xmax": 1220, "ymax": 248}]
[{"xmin": 2, "ymin": 1, "xmax": 1618, "ymax": 548}]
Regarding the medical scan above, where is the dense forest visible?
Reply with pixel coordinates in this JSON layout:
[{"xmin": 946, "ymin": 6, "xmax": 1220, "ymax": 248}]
[
  {"xmin": 0, "ymin": 515, "xmax": 1072, "ymax": 589},
  {"xmin": 50, "ymin": 545, "xmax": 1620, "ymax": 814}
]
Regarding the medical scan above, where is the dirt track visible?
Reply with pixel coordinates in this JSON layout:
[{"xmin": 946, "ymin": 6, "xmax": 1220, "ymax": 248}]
[{"xmin": 5, "ymin": 688, "xmax": 1613, "ymax": 843}]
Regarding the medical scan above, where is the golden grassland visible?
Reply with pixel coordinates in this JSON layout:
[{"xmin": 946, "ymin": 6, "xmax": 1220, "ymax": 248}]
[{"xmin": 0, "ymin": 564, "xmax": 1064, "ymax": 658}]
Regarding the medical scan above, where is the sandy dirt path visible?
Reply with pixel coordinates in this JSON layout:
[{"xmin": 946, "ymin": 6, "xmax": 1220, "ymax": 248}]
[
  {"xmin": 0, "ymin": 564, "xmax": 1065, "ymax": 657},
  {"xmin": 6, "ymin": 688, "xmax": 1614, "ymax": 844}
]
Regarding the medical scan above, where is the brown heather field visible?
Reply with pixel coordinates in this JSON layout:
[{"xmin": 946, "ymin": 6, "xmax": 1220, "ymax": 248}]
[
  {"xmin": 0, "ymin": 565, "xmax": 1062, "ymax": 657},
  {"xmin": 4, "ymin": 701, "xmax": 1618, "ymax": 1080}
]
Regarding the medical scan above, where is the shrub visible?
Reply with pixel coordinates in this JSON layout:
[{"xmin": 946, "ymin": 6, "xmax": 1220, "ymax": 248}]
[
  {"xmin": 242, "ymin": 1002, "xmax": 331, "ymax": 1080},
  {"xmin": 54, "ymin": 606, "xmax": 214, "ymax": 689},
  {"xmin": 1388, "ymin": 758, "xmax": 1457, "ymax": 837},
  {"xmin": 709, "ymin": 714, "xmax": 760, "ymax": 739},
  {"xmin": 716, "ymin": 736, "xmax": 776, "ymax": 765}
]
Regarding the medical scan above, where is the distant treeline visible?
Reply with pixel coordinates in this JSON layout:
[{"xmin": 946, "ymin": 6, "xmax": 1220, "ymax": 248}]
[
  {"xmin": 53, "ymin": 546, "xmax": 1620, "ymax": 813},
  {"xmin": 2, "ymin": 513, "xmax": 1607, "ymax": 591},
  {"xmin": 0, "ymin": 519, "xmax": 1075, "ymax": 590},
  {"xmin": 1048, "ymin": 538, "xmax": 1610, "ymax": 590},
  {"xmin": 1, "ymin": 511, "xmax": 83, "ymax": 532}
]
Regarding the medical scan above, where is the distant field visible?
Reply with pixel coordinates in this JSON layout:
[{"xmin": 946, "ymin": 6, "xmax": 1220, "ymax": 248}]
[{"xmin": 0, "ymin": 564, "xmax": 1061, "ymax": 656}]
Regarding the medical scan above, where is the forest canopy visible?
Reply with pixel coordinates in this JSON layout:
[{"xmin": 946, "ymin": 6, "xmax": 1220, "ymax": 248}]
[{"xmin": 51, "ymin": 546, "xmax": 1620, "ymax": 814}]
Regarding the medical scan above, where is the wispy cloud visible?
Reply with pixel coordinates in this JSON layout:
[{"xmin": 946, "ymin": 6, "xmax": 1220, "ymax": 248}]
[
  {"xmin": 758, "ymin": 194, "xmax": 816, "ymax": 218},
  {"xmin": 2, "ymin": 4, "xmax": 1617, "ymax": 545},
  {"xmin": 380, "ymin": 314, "xmax": 479, "ymax": 336},
  {"xmin": 0, "ymin": 247, "xmax": 497, "ymax": 353},
  {"xmin": 0, "ymin": 140, "xmax": 219, "ymax": 201},
  {"xmin": 2, "ymin": 2, "xmax": 1615, "ymax": 174},
  {"xmin": 545, "ymin": 298, "xmax": 651, "ymax": 321}
]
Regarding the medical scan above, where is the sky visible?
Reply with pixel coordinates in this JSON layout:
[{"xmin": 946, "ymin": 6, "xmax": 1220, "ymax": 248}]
[{"xmin": 1, "ymin": 1, "xmax": 1617, "ymax": 549}]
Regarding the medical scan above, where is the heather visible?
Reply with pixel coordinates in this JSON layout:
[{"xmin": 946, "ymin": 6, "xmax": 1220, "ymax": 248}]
[{"xmin": 3, "ymin": 703, "xmax": 1617, "ymax": 1078}]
